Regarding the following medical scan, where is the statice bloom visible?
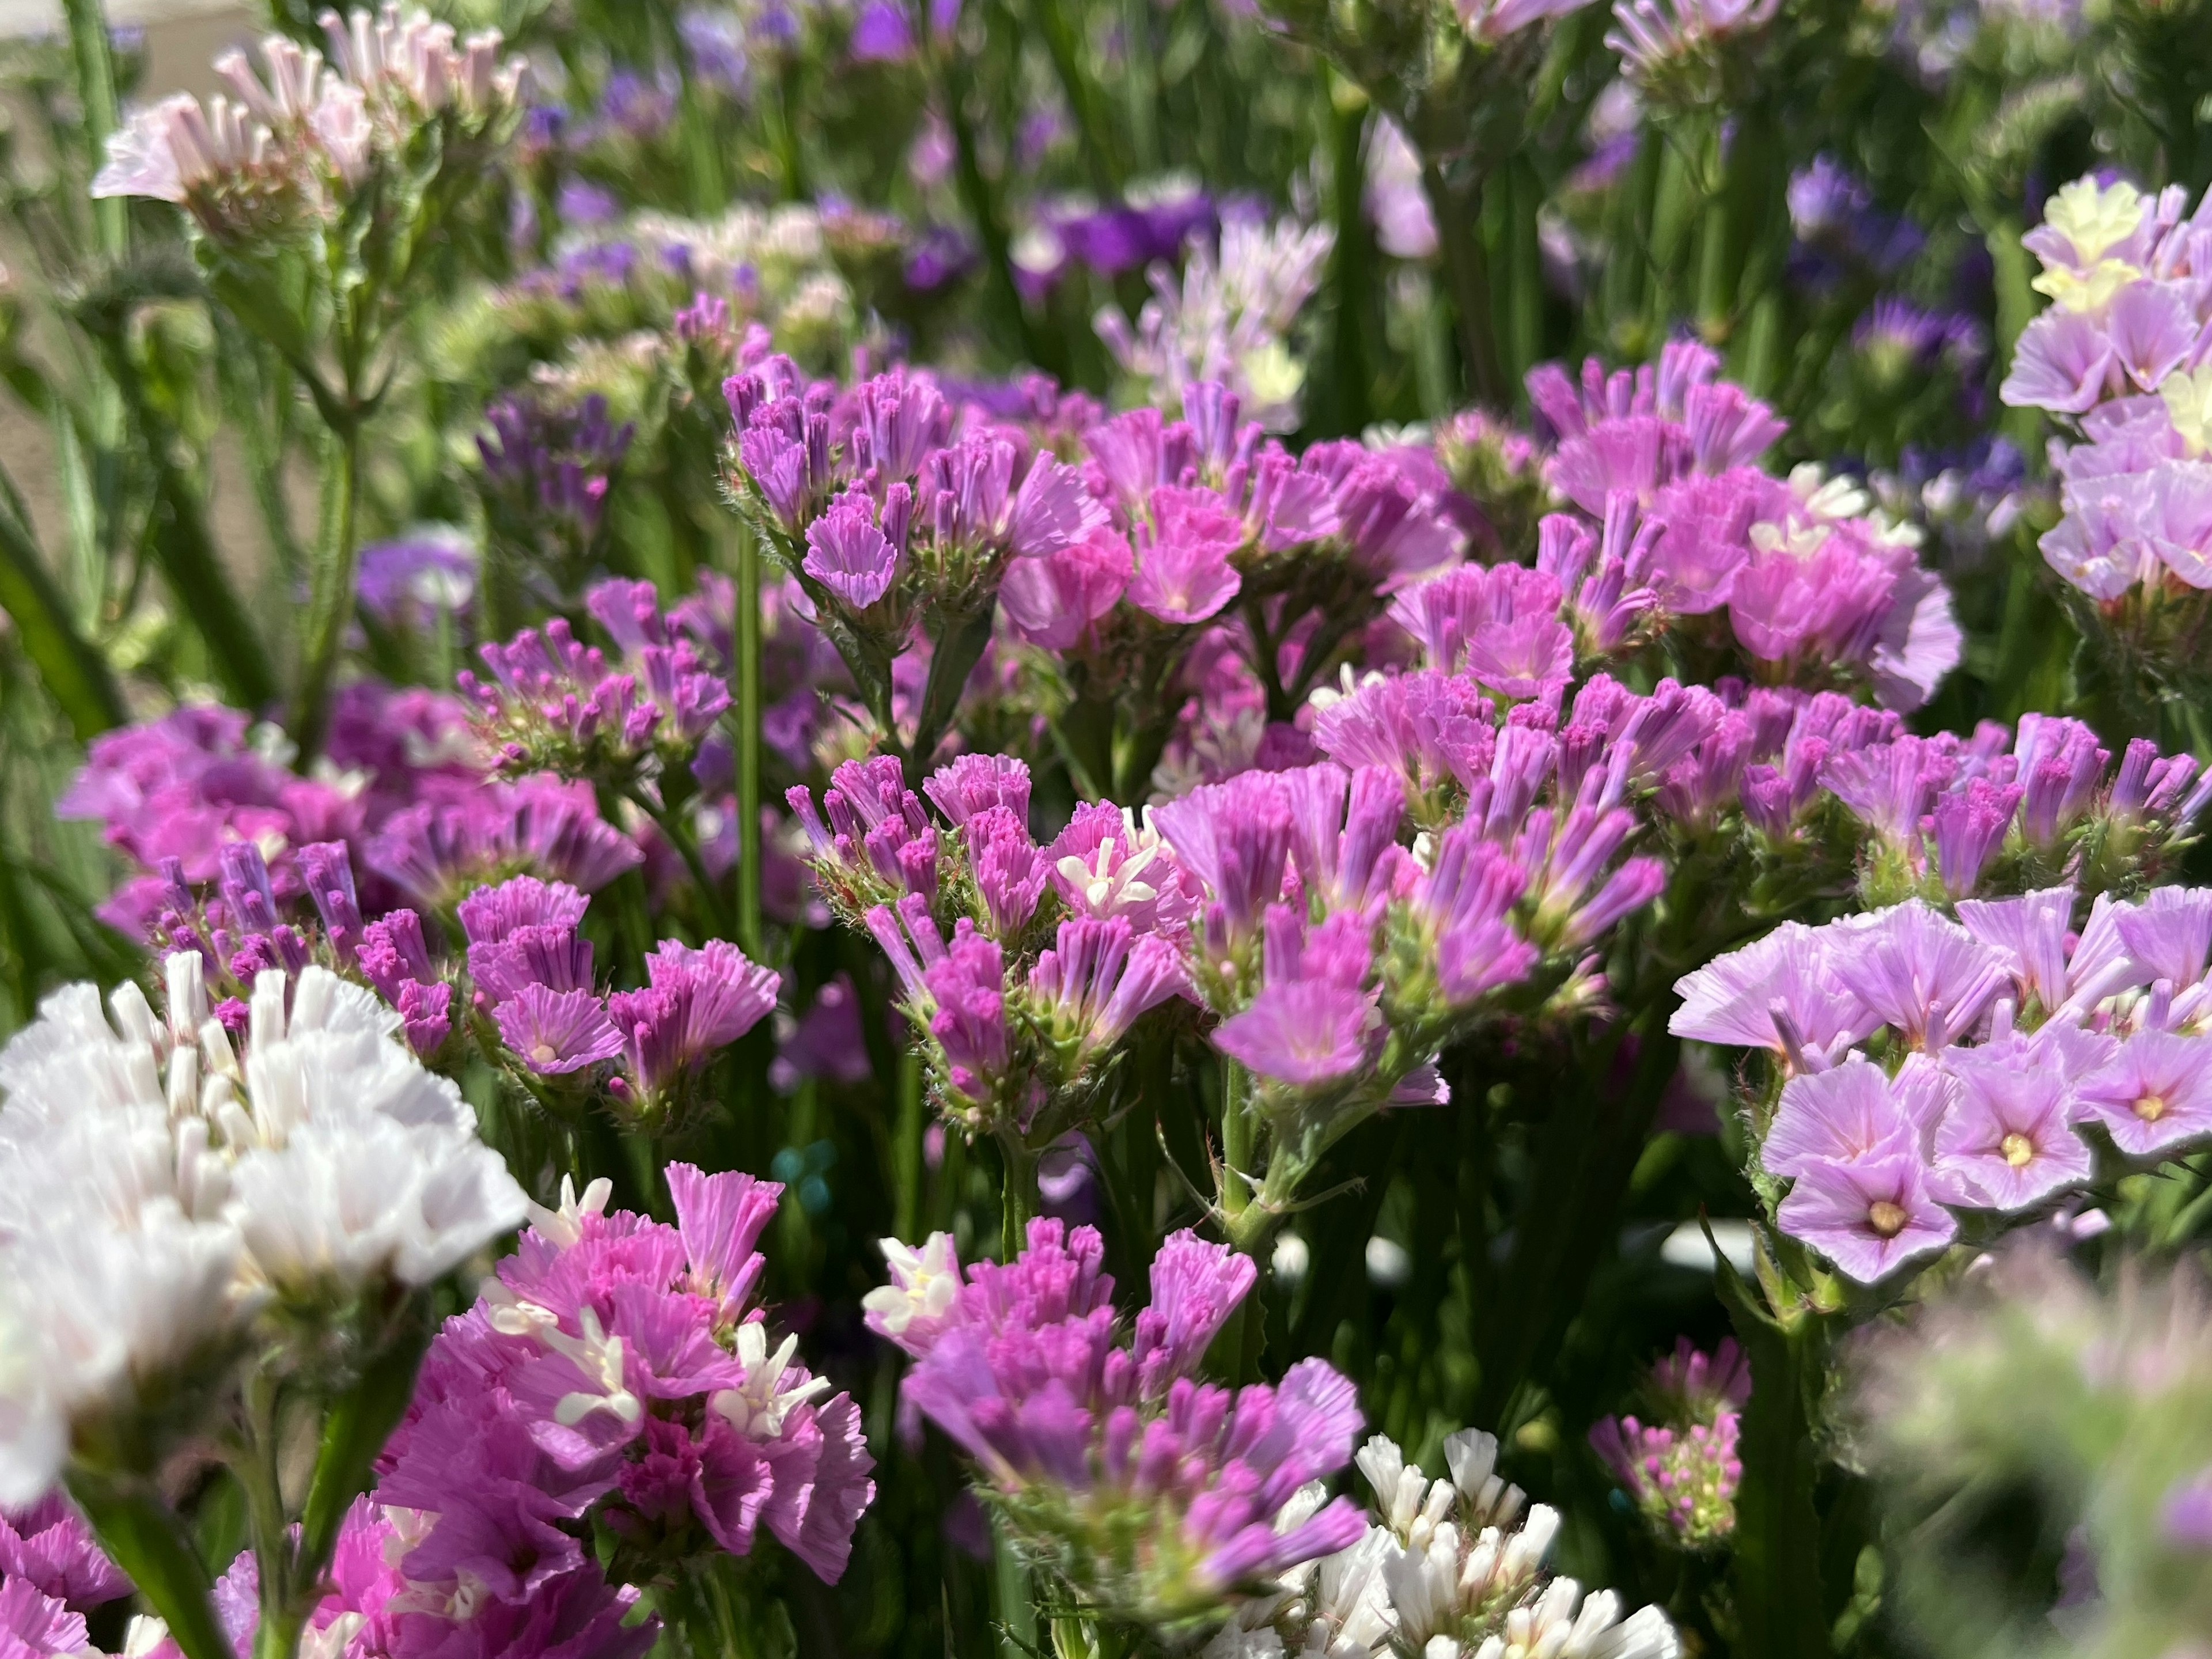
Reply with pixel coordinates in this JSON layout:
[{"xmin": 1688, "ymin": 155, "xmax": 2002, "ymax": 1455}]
[
  {"xmin": 879, "ymin": 1220, "xmax": 1369, "ymax": 1627},
  {"xmin": 355, "ymin": 527, "xmax": 476, "ymax": 626},
  {"xmin": 1607, "ymin": 0, "xmax": 1781, "ymax": 94},
  {"xmin": 477, "ymin": 394, "xmax": 635, "ymax": 585},
  {"xmin": 58, "ymin": 687, "xmax": 486, "ymax": 934},
  {"xmin": 1688, "ymin": 885, "xmax": 2212, "ymax": 1283},
  {"xmin": 365, "ymin": 774, "xmax": 642, "ymax": 910},
  {"xmin": 0, "ymin": 1497, "xmax": 130, "ymax": 1611},
  {"xmin": 1590, "ymin": 1340, "xmax": 1747, "ymax": 1550},
  {"xmin": 1096, "ymin": 213, "xmax": 1337, "ymax": 432},
  {"xmin": 1377, "ymin": 1427, "xmax": 1679, "ymax": 1658},
  {"xmin": 91, "ymin": 6, "xmax": 529, "ymax": 237},
  {"xmin": 1516, "ymin": 347, "xmax": 1959, "ymax": 707},
  {"xmin": 2000, "ymin": 174, "xmax": 2212, "ymax": 643},
  {"xmin": 461, "ymin": 578, "xmax": 730, "ymax": 782},
  {"xmin": 0, "ymin": 959, "xmax": 527, "ymax": 1503},
  {"xmin": 375, "ymin": 1164, "xmax": 871, "ymax": 1607}
]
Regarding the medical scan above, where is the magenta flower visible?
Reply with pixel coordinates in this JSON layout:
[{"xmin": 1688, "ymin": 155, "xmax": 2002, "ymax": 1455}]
[
  {"xmin": 0, "ymin": 1498, "xmax": 129, "ymax": 1612},
  {"xmin": 1931, "ymin": 1047, "xmax": 2093, "ymax": 1210},
  {"xmin": 1955, "ymin": 885, "xmax": 2077, "ymax": 1016},
  {"xmin": 1312, "ymin": 669, "xmax": 1498, "ymax": 802},
  {"xmin": 495, "ymin": 984, "xmax": 623, "ymax": 1075},
  {"xmin": 2074, "ymin": 1031, "xmax": 2212, "ymax": 1157},
  {"xmin": 0, "ymin": 1579, "xmax": 90, "ymax": 1659},
  {"xmin": 1214, "ymin": 979, "xmax": 1378, "ymax": 1089},
  {"xmin": 1027, "ymin": 916, "xmax": 1191, "ymax": 1056},
  {"xmin": 1150, "ymin": 771, "xmax": 1296, "ymax": 947},
  {"xmin": 998, "ymin": 527, "xmax": 1133, "ymax": 649},
  {"xmin": 882, "ymin": 1221, "xmax": 1366, "ymax": 1623},
  {"xmin": 1777, "ymin": 1152, "xmax": 1957, "ymax": 1283},
  {"xmin": 925, "ymin": 753, "xmax": 1033, "ymax": 827},
  {"xmin": 802, "ymin": 498, "xmax": 902, "ymax": 610}
]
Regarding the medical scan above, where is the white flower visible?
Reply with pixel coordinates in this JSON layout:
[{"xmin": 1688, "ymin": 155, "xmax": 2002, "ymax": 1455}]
[
  {"xmin": 861, "ymin": 1232, "xmax": 961, "ymax": 1337},
  {"xmin": 711, "ymin": 1322, "xmax": 831, "ymax": 1438},
  {"xmin": 0, "ymin": 958, "xmax": 525, "ymax": 1501},
  {"xmin": 1356, "ymin": 1434, "xmax": 1454, "ymax": 1548},
  {"xmin": 0, "ymin": 1206, "xmax": 246, "ymax": 1505},
  {"xmin": 1441, "ymin": 1430, "xmax": 1525, "ymax": 1530}
]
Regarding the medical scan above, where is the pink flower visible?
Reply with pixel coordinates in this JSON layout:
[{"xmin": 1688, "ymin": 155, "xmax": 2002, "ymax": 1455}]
[{"xmin": 1777, "ymin": 1152, "xmax": 1957, "ymax": 1283}]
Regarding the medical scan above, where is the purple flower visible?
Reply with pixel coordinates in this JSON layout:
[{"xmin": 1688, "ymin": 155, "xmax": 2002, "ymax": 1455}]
[
  {"xmin": 998, "ymin": 528, "xmax": 1132, "ymax": 649},
  {"xmin": 2074, "ymin": 1031, "xmax": 2212, "ymax": 1157},
  {"xmin": 1214, "ymin": 979, "xmax": 1378, "ymax": 1089},
  {"xmin": 1130, "ymin": 1232, "xmax": 1256, "ymax": 1399},
  {"xmin": 803, "ymin": 498, "xmax": 902, "ymax": 610},
  {"xmin": 1669, "ymin": 921, "xmax": 1878, "ymax": 1067},
  {"xmin": 0, "ymin": 1497, "xmax": 130, "ymax": 1611},
  {"xmin": 849, "ymin": 0, "xmax": 915, "ymax": 59},
  {"xmin": 1762, "ymin": 1056, "xmax": 1922, "ymax": 1180},
  {"xmin": 1150, "ymin": 771, "xmax": 1295, "ymax": 948},
  {"xmin": 925, "ymin": 753, "xmax": 1032, "ymax": 827},
  {"xmin": 2162, "ymin": 1465, "xmax": 2212, "ymax": 1550},
  {"xmin": 495, "ymin": 984, "xmax": 623, "ymax": 1075},
  {"xmin": 964, "ymin": 806, "xmax": 1048, "ymax": 938},
  {"xmin": 1927, "ymin": 778, "xmax": 2025, "ymax": 897},
  {"xmin": 1955, "ymin": 885, "xmax": 2077, "ymax": 1016},
  {"xmin": 1312, "ymin": 670, "xmax": 1498, "ymax": 805},
  {"xmin": 1825, "ymin": 900, "xmax": 2012, "ymax": 1051},
  {"xmin": 1931, "ymin": 1046, "xmax": 2093, "ymax": 1210},
  {"xmin": 1027, "ymin": 917, "xmax": 1190, "ymax": 1058},
  {"xmin": 1778, "ymin": 1152, "xmax": 1957, "ymax": 1283},
  {"xmin": 0, "ymin": 1579, "xmax": 90, "ymax": 1659},
  {"xmin": 2000, "ymin": 310, "xmax": 2118, "ymax": 414},
  {"xmin": 922, "ymin": 922, "xmax": 1009, "ymax": 1104},
  {"xmin": 2112, "ymin": 885, "xmax": 2212, "ymax": 991}
]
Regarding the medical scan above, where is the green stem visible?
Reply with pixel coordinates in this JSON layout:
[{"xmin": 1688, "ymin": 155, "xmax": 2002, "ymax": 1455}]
[
  {"xmin": 735, "ymin": 531, "xmax": 764, "ymax": 958},
  {"xmin": 1420, "ymin": 156, "xmax": 1507, "ymax": 408},
  {"xmin": 293, "ymin": 413, "xmax": 362, "ymax": 756},
  {"xmin": 60, "ymin": 0, "xmax": 126, "ymax": 258},
  {"xmin": 1219, "ymin": 1056, "xmax": 1254, "ymax": 1228},
  {"xmin": 998, "ymin": 1132, "xmax": 1036, "ymax": 1260},
  {"xmin": 894, "ymin": 1047, "xmax": 925, "ymax": 1241},
  {"xmin": 1032, "ymin": 0, "xmax": 1124, "ymax": 198},
  {"xmin": 937, "ymin": 58, "xmax": 1057, "ymax": 374}
]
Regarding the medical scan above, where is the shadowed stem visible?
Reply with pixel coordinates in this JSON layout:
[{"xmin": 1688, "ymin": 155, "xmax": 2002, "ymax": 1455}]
[{"xmin": 293, "ymin": 411, "xmax": 362, "ymax": 756}]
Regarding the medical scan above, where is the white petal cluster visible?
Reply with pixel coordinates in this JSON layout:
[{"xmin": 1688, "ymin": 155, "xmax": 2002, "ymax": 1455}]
[
  {"xmin": 0, "ymin": 957, "xmax": 526, "ymax": 1505},
  {"xmin": 1211, "ymin": 1432, "xmax": 1677, "ymax": 1659},
  {"xmin": 92, "ymin": 4, "xmax": 529, "ymax": 214}
]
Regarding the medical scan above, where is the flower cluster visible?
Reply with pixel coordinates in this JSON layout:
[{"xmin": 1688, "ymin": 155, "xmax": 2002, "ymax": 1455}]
[
  {"xmin": 1522, "ymin": 342, "xmax": 1960, "ymax": 710},
  {"xmin": 1589, "ymin": 1339, "xmax": 1749, "ymax": 1550},
  {"xmin": 91, "ymin": 3, "xmax": 531, "ymax": 236},
  {"xmin": 1675, "ymin": 887, "xmax": 2212, "ymax": 1282},
  {"xmin": 1094, "ymin": 213, "xmax": 1338, "ymax": 433},
  {"xmin": 868, "ymin": 1221, "xmax": 1367, "ymax": 1631},
  {"xmin": 459, "ymin": 875, "xmax": 779, "ymax": 1123},
  {"xmin": 57, "ymin": 687, "xmax": 487, "ymax": 935},
  {"xmin": 475, "ymin": 396, "xmax": 637, "ymax": 598},
  {"xmin": 2001, "ymin": 175, "xmax": 2212, "ymax": 628},
  {"xmin": 0, "ymin": 959, "xmax": 527, "ymax": 1503},
  {"xmin": 461, "ymin": 578, "xmax": 732, "ymax": 786},
  {"xmin": 382, "ymin": 1166, "xmax": 874, "ymax": 1592},
  {"xmin": 1206, "ymin": 1426, "xmax": 1677, "ymax": 1658}
]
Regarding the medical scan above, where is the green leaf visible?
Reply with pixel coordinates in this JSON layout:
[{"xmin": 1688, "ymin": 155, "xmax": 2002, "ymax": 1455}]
[
  {"xmin": 0, "ymin": 499, "xmax": 125, "ymax": 740},
  {"xmin": 298, "ymin": 1306, "xmax": 435, "ymax": 1578},
  {"xmin": 67, "ymin": 1471, "xmax": 234, "ymax": 1659}
]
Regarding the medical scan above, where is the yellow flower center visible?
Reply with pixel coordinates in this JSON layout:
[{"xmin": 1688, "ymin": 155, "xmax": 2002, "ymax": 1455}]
[
  {"xmin": 2001, "ymin": 1132, "xmax": 2035, "ymax": 1168},
  {"xmin": 531, "ymin": 1042, "xmax": 558, "ymax": 1065},
  {"xmin": 1868, "ymin": 1200, "xmax": 1910, "ymax": 1238},
  {"xmin": 2135, "ymin": 1092, "xmax": 2169, "ymax": 1122}
]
